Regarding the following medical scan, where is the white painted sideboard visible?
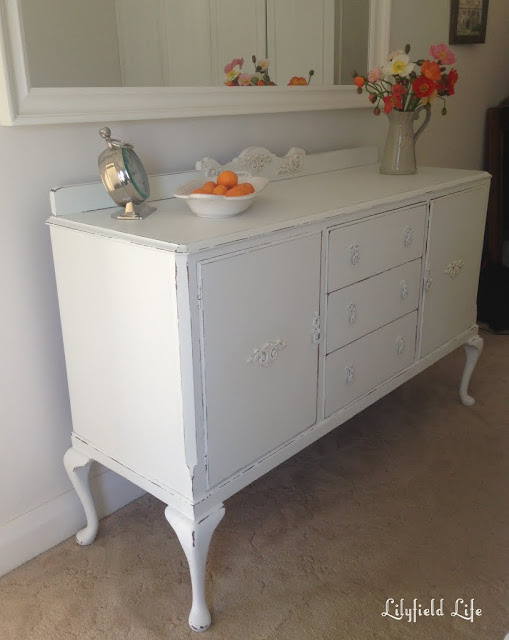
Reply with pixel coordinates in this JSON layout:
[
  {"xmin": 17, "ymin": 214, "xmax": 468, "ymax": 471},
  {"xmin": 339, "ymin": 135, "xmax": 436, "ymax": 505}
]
[{"xmin": 47, "ymin": 147, "xmax": 490, "ymax": 632}]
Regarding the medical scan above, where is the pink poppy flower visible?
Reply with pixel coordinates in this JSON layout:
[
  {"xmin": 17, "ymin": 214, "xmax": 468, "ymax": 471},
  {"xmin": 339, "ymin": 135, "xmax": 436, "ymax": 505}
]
[
  {"xmin": 368, "ymin": 66, "xmax": 381, "ymax": 82},
  {"xmin": 429, "ymin": 43, "xmax": 456, "ymax": 65},
  {"xmin": 224, "ymin": 58, "xmax": 244, "ymax": 74},
  {"xmin": 237, "ymin": 73, "xmax": 253, "ymax": 86}
]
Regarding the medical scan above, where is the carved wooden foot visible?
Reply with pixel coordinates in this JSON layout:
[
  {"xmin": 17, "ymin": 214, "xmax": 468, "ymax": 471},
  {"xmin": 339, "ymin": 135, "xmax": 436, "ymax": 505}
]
[
  {"xmin": 63, "ymin": 447, "xmax": 99, "ymax": 545},
  {"xmin": 459, "ymin": 334, "xmax": 484, "ymax": 406},
  {"xmin": 165, "ymin": 504, "xmax": 225, "ymax": 632}
]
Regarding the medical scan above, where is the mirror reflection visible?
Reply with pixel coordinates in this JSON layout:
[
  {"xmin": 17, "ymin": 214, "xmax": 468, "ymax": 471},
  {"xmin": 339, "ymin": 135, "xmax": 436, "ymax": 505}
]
[{"xmin": 21, "ymin": 0, "xmax": 369, "ymax": 89}]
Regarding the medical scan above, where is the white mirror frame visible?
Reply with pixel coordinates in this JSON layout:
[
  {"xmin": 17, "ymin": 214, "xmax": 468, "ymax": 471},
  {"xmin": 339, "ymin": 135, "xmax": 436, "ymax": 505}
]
[{"xmin": 0, "ymin": 0, "xmax": 391, "ymax": 126}]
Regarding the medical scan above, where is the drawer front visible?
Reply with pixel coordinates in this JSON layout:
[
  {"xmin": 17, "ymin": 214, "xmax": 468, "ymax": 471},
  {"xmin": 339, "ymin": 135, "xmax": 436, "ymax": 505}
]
[
  {"xmin": 325, "ymin": 311, "xmax": 417, "ymax": 418},
  {"xmin": 326, "ymin": 259, "xmax": 421, "ymax": 353},
  {"xmin": 327, "ymin": 204, "xmax": 426, "ymax": 292}
]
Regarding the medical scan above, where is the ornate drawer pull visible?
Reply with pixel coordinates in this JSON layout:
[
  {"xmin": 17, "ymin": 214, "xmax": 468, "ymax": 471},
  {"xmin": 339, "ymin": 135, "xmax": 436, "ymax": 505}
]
[
  {"xmin": 424, "ymin": 268, "xmax": 433, "ymax": 293},
  {"xmin": 400, "ymin": 280, "xmax": 409, "ymax": 300},
  {"xmin": 444, "ymin": 259, "xmax": 464, "ymax": 279},
  {"xmin": 345, "ymin": 364, "xmax": 355, "ymax": 385},
  {"xmin": 347, "ymin": 303, "xmax": 357, "ymax": 324},
  {"xmin": 404, "ymin": 226, "xmax": 413, "ymax": 247},
  {"xmin": 350, "ymin": 244, "xmax": 360, "ymax": 266},
  {"xmin": 311, "ymin": 312, "xmax": 321, "ymax": 345},
  {"xmin": 396, "ymin": 336, "xmax": 405, "ymax": 356},
  {"xmin": 247, "ymin": 340, "xmax": 287, "ymax": 367}
]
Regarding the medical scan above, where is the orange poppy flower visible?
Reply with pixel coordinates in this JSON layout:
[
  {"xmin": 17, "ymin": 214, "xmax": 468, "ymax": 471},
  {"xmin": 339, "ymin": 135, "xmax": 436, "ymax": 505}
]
[{"xmin": 421, "ymin": 60, "xmax": 442, "ymax": 82}]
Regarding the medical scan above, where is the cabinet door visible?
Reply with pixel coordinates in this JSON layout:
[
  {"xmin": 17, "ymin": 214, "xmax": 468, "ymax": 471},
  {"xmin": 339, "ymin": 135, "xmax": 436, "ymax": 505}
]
[
  {"xmin": 420, "ymin": 185, "xmax": 489, "ymax": 357},
  {"xmin": 199, "ymin": 235, "xmax": 321, "ymax": 487}
]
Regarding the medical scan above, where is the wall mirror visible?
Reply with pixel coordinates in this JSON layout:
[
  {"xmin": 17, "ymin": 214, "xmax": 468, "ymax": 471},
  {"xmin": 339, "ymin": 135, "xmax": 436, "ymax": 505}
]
[{"xmin": 0, "ymin": 0, "xmax": 391, "ymax": 126}]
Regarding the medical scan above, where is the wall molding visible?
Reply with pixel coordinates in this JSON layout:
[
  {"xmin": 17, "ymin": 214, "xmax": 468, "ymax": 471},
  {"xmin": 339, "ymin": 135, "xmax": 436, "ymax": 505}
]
[{"xmin": 0, "ymin": 469, "xmax": 145, "ymax": 578}]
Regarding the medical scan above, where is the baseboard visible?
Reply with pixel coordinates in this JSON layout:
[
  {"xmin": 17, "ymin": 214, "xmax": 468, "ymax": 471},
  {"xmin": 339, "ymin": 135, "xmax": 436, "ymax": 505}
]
[{"xmin": 0, "ymin": 469, "xmax": 145, "ymax": 578}]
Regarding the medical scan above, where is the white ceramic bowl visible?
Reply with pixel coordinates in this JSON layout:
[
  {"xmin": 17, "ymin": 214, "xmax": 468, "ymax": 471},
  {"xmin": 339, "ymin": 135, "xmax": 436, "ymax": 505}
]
[{"xmin": 173, "ymin": 175, "xmax": 269, "ymax": 219}]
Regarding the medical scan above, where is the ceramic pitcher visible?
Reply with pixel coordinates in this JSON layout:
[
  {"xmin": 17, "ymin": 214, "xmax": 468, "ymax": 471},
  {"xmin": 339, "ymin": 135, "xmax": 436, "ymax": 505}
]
[{"xmin": 380, "ymin": 105, "xmax": 432, "ymax": 175}]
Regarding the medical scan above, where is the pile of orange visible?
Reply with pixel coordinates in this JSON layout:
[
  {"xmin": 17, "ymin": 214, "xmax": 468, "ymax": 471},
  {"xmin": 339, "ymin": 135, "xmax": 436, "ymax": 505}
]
[{"xmin": 192, "ymin": 170, "xmax": 255, "ymax": 197}]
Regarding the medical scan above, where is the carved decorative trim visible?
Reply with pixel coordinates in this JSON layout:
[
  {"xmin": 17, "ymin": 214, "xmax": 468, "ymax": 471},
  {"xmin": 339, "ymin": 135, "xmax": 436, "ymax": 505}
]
[
  {"xmin": 247, "ymin": 340, "xmax": 287, "ymax": 367},
  {"xmin": 444, "ymin": 259, "xmax": 464, "ymax": 279},
  {"xmin": 196, "ymin": 158, "xmax": 223, "ymax": 178},
  {"xmin": 276, "ymin": 148, "xmax": 306, "ymax": 175},
  {"xmin": 233, "ymin": 147, "xmax": 275, "ymax": 175},
  {"xmin": 311, "ymin": 313, "xmax": 321, "ymax": 345},
  {"xmin": 197, "ymin": 146, "xmax": 306, "ymax": 178}
]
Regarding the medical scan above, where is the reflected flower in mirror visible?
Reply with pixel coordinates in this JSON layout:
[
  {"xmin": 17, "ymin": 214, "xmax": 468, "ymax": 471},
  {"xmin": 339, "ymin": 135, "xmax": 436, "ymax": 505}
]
[{"xmin": 224, "ymin": 55, "xmax": 314, "ymax": 86}]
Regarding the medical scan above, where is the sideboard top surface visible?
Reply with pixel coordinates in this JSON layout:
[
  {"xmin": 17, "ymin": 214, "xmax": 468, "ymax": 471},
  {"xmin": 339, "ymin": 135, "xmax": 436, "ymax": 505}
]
[{"xmin": 47, "ymin": 163, "xmax": 489, "ymax": 254}]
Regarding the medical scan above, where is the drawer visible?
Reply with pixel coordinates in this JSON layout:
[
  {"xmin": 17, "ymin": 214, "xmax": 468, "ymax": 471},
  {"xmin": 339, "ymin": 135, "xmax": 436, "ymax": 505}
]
[
  {"xmin": 327, "ymin": 204, "xmax": 426, "ymax": 292},
  {"xmin": 324, "ymin": 311, "xmax": 417, "ymax": 418},
  {"xmin": 326, "ymin": 259, "xmax": 421, "ymax": 353}
]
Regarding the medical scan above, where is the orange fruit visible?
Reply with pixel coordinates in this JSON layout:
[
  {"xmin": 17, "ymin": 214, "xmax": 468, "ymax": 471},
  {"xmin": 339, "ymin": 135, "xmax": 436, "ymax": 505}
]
[
  {"xmin": 288, "ymin": 76, "xmax": 307, "ymax": 86},
  {"xmin": 241, "ymin": 182, "xmax": 255, "ymax": 194},
  {"xmin": 212, "ymin": 184, "xmax": 228, "ymax": 196},
  {"xmin": 201, "ymin": 181, "xmax": 217, "ymax": 194},
  {"xmin": 225, "ymin": 185, "xmax": 247, "ymax": 197},
  {"xmin": 192, "ymin": 188, "xmax": 207, "ymax": 194},
  {"xmin": 217, "ymin": 170, "xmax": 238, "ymax": 188}
]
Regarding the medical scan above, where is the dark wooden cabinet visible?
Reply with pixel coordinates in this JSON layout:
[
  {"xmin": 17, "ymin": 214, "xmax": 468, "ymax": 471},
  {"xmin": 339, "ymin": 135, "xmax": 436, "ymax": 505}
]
[{"xmin": 486, "ymin": 97, "xmax": 509, "ymax": 264}]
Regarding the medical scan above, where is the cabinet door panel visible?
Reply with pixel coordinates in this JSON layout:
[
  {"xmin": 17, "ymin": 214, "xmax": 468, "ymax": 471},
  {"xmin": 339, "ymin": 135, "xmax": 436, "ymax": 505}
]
[
  {"xmin": 420, "ymin": 186, "xmax": 489, "ymax": 357},
  {"xmin": 200, "ymin": 235, "xmax": 321, "ymax": 488}
]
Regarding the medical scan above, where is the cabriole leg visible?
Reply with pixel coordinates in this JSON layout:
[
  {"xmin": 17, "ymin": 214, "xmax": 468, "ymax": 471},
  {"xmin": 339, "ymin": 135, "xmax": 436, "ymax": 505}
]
[
  {"xmin": 165, "ymin": 504, "xmax": 225, "ymax": 632},
  {"xmin": 63, "ymin": 447, "xmax": 99, "ymax": 545},
  {"xmin": 460, "ymin": 334, "xmax": 484, "ymax": 406}
]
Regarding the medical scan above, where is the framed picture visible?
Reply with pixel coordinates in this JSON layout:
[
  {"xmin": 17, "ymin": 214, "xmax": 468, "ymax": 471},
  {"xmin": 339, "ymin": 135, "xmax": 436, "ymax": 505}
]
[{"xmin": 450, "ymin": 0, "xmax": 489, "ymax": 44}]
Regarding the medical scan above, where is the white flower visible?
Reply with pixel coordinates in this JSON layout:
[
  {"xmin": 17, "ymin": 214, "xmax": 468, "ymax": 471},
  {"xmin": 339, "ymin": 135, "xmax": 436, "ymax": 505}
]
[
  {"xmin": 382, "ymin": 53, "xmax": 414, "ymax": 78},
  {"xmin": 257, "ymin": 59, "xmax": 269, "ymax": 71},
  {"xmin": 387, "ymin": 49, "xmax": 404, "ymax": 61},
  {"xmin": 225, "ymin": 66, "xmax": 241, "ymax": 82}
]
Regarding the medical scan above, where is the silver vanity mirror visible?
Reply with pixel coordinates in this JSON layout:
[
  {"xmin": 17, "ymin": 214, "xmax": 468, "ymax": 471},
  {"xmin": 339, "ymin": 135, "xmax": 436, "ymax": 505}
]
[{"xmin": 0, "ymin": 0, "xmax": 391, "ymax": 125}]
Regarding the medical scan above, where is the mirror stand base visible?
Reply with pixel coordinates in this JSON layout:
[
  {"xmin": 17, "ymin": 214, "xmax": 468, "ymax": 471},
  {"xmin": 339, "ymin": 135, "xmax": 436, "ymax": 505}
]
[{"xmin": 112, "ymin": 202, "xmax": 156, "ymax": 220}]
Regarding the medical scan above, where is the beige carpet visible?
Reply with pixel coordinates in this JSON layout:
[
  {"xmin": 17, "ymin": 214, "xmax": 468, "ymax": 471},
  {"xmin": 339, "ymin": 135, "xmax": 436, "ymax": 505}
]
[{"xmin": 2, "ymin": 330, "xmax": 509, "ymax": 640}]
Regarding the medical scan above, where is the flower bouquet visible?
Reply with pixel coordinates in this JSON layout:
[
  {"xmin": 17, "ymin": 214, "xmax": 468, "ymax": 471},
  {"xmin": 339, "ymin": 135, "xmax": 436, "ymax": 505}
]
[
  {"xmin": 224, "ymin": 55, "xmax": 314, "ymax": 86},
  {"xmin": 352, "ymin": 44, "xmax": 459, "ymax": 175},
  {"xmin": 353, "ymin": 43, "xmax": 458, "ymax": 116}
]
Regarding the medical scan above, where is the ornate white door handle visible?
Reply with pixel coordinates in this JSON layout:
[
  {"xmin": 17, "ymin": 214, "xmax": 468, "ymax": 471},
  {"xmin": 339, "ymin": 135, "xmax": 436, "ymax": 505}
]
[
  {"xmin": 396, "ymin": 336, "xmax": 405, "ymax": 355},
  {"xmin": 400, "ymin": 280, "xmax": 409, "ymax": 300},
  {"xmin": 247, "ymin": 340, "xmax": 287, "ymax": 366},
  {"xmin": 350, "ymin": 244, "xmax": 360, "ymax": 266},
  {"xmin": 404, "ymin": 226, "xmax": 413, "ymax": 247},
  {"xmin": 347, "ymin": 303, "xmax": 357, "ymax": 324},
  {"xmin": 444, "ymin": 259, "xmax": 464, "ymax": 279}
]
